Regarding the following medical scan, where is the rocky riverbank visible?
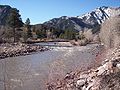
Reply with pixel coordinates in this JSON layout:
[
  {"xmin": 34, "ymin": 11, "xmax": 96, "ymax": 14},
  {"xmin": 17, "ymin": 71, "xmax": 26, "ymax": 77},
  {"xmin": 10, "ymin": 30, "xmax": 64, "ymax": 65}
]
[
  {"xmin": 46, "ymin": 46, "xmax": 120, "ymax": 90},
  {"xmin": 0, "ymin": 43, "xmax": 49, "ymax": 59}
]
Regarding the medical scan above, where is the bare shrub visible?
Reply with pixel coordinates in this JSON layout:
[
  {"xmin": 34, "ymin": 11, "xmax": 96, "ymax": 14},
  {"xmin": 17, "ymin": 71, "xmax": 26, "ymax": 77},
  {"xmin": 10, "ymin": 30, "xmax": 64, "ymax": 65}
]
[
  {"xmin": 78, "ymin": 38, "xmax": 88, "ymax": 46},
  {"xmin": 83, "ymin": 28, "xmax": 93, "ymax": 42},
  {"xmin": 93, "ymin": 34, "xmax": 100, "ymax": 43},
  {"xmin": 79, "ymin": 31, "xmax": 85, "ymax": 40},
  {"xmin": 78, "ymin": 28, "xmax": 94, "ymax": 45},
  {"xmin": 100, "ymin": 15, "xmax": 120, "ymax": 48},
  {"xmin": 99, "ymin": 71, "xmax": 120, "ymax": 90}
]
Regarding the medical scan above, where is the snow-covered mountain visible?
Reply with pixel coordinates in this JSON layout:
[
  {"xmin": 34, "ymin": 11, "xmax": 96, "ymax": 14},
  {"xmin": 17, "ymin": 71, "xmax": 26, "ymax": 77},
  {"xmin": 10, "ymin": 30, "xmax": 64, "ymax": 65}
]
[
  {"xmin": 77, "ymin": 6, "xmax": 120, "ymax": 24},
  {"xmin": 44, "ymin": 6, "xmax": 120, "ymax": 31}
]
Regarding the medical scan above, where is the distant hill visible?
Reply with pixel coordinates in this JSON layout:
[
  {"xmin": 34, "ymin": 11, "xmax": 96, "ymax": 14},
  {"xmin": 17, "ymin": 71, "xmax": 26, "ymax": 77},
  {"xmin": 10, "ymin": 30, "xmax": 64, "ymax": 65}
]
[{"xmin": 43, "ymin": 6, "xmax": 120, "ymax": 31}]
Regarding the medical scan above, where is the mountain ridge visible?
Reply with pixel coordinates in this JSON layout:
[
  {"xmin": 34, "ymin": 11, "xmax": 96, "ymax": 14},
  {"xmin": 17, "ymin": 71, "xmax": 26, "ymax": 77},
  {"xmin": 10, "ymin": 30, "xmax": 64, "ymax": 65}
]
[
  {"xmin": 0, "ymin": 5, "xmax": 120, "ymax": 32},
  {"xmin": 43, "ymin": 6, "xmax": 120, "ymax": 31},
  {"xmin": 0, "ymin": 5, "xmax": 11, "ymax": 25}
]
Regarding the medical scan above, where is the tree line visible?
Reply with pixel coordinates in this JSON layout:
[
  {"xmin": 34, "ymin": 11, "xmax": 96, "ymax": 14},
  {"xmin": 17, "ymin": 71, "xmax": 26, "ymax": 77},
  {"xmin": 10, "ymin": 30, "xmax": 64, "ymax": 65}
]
[{"xmin": 0, "ymin": 7, "xmax": 101, "ymax": 43}]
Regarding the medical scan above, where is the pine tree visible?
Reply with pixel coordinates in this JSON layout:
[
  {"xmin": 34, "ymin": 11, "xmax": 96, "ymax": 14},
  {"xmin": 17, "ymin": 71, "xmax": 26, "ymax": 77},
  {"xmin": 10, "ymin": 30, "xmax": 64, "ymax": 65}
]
[
  {"xmin": 7, "ymin": 8, "xmax": 23, "ymax": 42},
  {"xmin": 64, "ymin": 28, "xmax": 76, "ymax": 40},
  {"xmin": 25, "ymin": 18, "xmax": 32, "ymax": 38}
]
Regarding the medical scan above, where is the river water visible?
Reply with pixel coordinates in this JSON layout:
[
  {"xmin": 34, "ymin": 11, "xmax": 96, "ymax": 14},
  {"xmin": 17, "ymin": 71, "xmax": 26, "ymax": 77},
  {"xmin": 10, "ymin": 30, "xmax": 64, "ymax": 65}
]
[{"xmin": 0, "ymin": 42, "xmax": 102, "ymax": 90}]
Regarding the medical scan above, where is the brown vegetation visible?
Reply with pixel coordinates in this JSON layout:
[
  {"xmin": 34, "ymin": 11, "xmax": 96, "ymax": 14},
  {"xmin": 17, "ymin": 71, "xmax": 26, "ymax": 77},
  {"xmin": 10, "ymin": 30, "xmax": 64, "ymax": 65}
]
[{"xmin": 100, "ymin": 15, "xmax": 120, "ymax": 48}]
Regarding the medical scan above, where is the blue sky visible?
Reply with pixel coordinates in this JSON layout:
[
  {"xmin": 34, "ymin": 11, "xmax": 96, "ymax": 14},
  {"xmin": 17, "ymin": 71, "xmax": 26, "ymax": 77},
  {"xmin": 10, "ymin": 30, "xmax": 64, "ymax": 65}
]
[{"xmin": 0, "ymin": 0, "xmax": 120, "ymax": 24}]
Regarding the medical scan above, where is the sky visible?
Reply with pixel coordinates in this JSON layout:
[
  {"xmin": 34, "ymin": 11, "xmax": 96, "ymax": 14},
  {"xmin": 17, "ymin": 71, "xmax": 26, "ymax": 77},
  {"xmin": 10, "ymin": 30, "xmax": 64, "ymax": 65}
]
[{"xmin": 0, "ymin": 0, "xmax": 120, "ymax": 24}]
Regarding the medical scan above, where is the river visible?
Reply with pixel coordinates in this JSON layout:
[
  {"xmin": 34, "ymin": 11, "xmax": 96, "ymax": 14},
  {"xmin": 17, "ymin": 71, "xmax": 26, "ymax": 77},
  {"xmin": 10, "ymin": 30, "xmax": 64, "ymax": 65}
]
[{"xmin": 0, "ymin": 42, "xmax": 102, "ymax": 90}]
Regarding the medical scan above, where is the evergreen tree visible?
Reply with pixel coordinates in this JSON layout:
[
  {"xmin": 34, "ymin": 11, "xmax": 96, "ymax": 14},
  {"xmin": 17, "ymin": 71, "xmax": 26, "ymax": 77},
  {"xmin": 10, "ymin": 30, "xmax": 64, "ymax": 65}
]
[
  {"xmin": 36, "ymin": 29, "xmax": 46, "ymax": 39},
  {"xmin": 22, "ymin": 25, "xmax": 28, "ymax": 43},
  {"xmin": 7, "ymin": 8, "xmax": 23, "ymax": 42},
  {"xmin": 63, "ymin": 28, "xmax": 76, "ymax": 40},
  {"xmin": 25, "ymin": 18, "xmax": 32, "ymax": 38}
]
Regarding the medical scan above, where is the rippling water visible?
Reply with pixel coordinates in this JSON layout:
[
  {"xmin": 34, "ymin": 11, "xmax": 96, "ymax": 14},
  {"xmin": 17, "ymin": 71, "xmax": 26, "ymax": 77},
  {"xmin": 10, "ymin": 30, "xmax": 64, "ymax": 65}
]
[{"xmin": 0, "ymin": 43, "xmax": 102, "ymax": 90}]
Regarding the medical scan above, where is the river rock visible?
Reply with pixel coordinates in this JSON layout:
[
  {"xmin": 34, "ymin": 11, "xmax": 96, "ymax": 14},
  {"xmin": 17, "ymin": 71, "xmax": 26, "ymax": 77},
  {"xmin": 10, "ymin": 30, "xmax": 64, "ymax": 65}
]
[
  {"xmin": 116, "ymin": 64, "xmax": 120, "ymax": 71},
  {"xmin": 87, "ymin": 71, "xmax": 97, "ymax": 82},
  {"xmin": 76, "ymin": 78, "xmax": 86, "ymax": 87},
  {"xmin": 0, "ymin": 43, "xmax": 48, "ymax": 59},
  {"xmin": 96, "ymin": 61, "xmax": 113, "ymax": 76},
  {"xmin": 96, "ymin": 66, "xmax": 107, "ymax": 76}
]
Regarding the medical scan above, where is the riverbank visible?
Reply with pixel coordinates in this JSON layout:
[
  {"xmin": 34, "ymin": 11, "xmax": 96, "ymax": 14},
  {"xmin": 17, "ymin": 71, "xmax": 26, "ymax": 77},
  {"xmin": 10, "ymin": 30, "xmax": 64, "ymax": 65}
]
[
  {"xmin": 46, "ymin": 46, "xmax": 120, "ymax": 90},
  {"xmin": 0, "ymin": 43, "xmax": 49, "ymax": 59},
  {"xmin": 26, "ymin": 39, "xmax": 69, "ymax": 44},
  {"xmin": 0, "ymin": 43, "xmax": 103, "ymax": 90}
]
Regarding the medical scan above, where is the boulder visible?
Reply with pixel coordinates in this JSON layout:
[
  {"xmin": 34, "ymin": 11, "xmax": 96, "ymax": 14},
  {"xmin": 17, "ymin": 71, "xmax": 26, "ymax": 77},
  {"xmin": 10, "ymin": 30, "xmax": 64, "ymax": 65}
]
[
  {"xmin": 116, "ymin": 64, "xmax": 120, "ymax": 70},
  {"xmin": 76, "ymin": 78, "xmax": 86, "ymax": 87},
  {"xmin": 79, "ymin": 73, "xmax": 89, "ymax": 79},
  {"xmin": 96, "ymin": 66, "xmax": 107, "ymax": 76},
  {"xmin": 96, "ymin": 61, "xmax": 113, "ymax": 76}
]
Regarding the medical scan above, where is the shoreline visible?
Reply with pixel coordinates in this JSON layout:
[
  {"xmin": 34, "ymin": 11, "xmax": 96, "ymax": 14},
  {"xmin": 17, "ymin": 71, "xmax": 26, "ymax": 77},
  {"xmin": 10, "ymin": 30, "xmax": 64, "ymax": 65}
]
[
  {"xmin": 0, "ymin": 43, "xmax": 49, "ymax": 59},
  {"xmin": 46, "ymin": 47, "xmax": 120, "ymax": 90},
  {"xmin": 0, "ymin": 43, "xmax": 102, "ymax": 90},
  {"xmin": 26, "ymin": 39, "xmax": 69, "ymax": 44}
]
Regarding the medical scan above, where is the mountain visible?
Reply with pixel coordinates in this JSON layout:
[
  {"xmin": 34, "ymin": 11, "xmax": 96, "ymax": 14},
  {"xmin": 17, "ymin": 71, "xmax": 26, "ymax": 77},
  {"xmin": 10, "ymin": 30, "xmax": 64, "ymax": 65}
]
[
  {"xmin": 0, "ymin": 5, "xmax": 12, "ymax": 25},
  {"xmin": 43, "ymin": 6, "xmax": 120, "ymax": 31}
]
